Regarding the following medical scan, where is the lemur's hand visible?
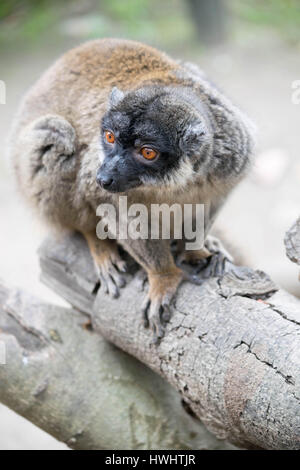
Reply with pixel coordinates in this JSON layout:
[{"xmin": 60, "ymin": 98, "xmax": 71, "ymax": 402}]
[
  {"xmin": 142, "ymin": 267, "xmax": 203, "ymax": 343},
  {"xmin": 142, "ymin": 268, "xmax": 182, "ymax": 343},
  {"xmin": 95, "ymin": 244, "xmax": 127, "ymax": 298},
  {"xmin": 85, "ymin": 235, "xmax": 127, "ymax": 298}
]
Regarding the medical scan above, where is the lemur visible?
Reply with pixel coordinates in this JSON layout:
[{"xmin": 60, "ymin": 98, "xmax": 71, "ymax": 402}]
[{"xmin": 10, "ymin": 39, "xmax": 255, "ymax": 340}]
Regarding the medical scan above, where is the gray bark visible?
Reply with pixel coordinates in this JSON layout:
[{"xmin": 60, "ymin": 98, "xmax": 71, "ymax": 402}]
[
  {"xmin": 285, "ymin": 217, "xmax": 300, "ymax": 271},
  {"xmin": 0, "ymin": 280, "xmax": 232, "ymax": 450},
  {"xmin": 37, "ymin": 232, "xmax": 300, "ymax": 450}
]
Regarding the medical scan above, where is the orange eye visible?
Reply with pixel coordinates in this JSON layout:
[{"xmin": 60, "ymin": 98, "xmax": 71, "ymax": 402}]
[
  {"xmin": 141, "ymin": 147, "xmax": 157, "ymax": 160},
  {"xmin": 105, "ymin": 131, "xmax": 115, "ymax": 144}
]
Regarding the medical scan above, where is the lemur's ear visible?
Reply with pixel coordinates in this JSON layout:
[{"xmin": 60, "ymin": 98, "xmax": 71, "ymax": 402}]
[
  {"xmin": 109, "ymin": 87, "xmax": 125, "ymax": 107},
  {"xmin": 179, "ymin": 121, "xmax": 208, "ymax": 157}
]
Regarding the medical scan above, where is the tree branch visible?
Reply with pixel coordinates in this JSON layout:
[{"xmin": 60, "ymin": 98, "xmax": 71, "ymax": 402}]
[
  {"xmin": 38, "ymin": 232, "xmax": 300, "ymax": 450},
  {"xmin": 0, "ymin": 280, "xmax": 232, "ymax": 450},
  {"xmin": 285, "ymin": 217, "xmax": 300, "ymax": 278}
]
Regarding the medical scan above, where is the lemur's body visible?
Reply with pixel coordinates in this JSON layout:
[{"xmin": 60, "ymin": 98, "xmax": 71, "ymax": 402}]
[{"xmin": 10, "ymin": 39, "xmax": 255, "ymax": 339}]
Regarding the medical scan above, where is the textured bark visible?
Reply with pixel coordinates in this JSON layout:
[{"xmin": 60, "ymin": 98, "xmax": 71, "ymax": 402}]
[
  {"xmin": 285, "ymin": 217, "xmax": 300, "ymax": 271},
  {"xmin": 0, "ymin": 280, "xmax": 232, "ymax": 450},
  {"xmin": 37, "ymin": 232, "xmax": 300, "ymax": 450}
]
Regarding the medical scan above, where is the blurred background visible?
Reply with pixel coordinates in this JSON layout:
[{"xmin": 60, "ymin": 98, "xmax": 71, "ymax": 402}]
[{"xmin": 0, "ymin": 0, "xmax": 299, "ymax": 450}]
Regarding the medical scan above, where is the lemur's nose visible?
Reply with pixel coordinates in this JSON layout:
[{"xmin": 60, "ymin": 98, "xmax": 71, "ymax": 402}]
[
  {"xmin": 96, "ymin": 172, "xmax": 113, "ymax": 189},
  {"xmin": 98, "ymin": 176, "xmax": 113, "ymax": 189}
]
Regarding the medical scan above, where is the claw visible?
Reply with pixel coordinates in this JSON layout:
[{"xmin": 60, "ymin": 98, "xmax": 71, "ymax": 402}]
[
  {"xmin": 161, "ymin": 303, "xmax": 171, "ymax": 324},
  {"xmin": 94, "ymin": 252, "xmax": 127, "ymax": 298},
  {"xmin": 98, "ymin": 268, "xmax": 120, "ymax": 298},
  {"xmin": 142, "ymin": 296, "xmax": 151, "ymax": 327},
  {"xmin": 143, "ymin": 297, "xmax": 165, "ymax": 339},
  {"xmin": 136, "ymin": 269, "xmax": 148, "ymax": 292},
  {"xmin": 196, "ymin": 252, "xmax": 231, "ymax": 279},
  {"xmin": 141, "ymin": 269, "xmax": 182, "ymax": 342},
  {"xmin": 142, "ymin": 295, "xmax": 171, "ymax": 344},
  {"xmin": 116, "ymin": 260, "xmax": 127, "ymax": 273}
]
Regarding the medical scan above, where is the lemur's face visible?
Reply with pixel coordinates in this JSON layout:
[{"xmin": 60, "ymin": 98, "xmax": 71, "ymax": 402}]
[{"xmin": 98, "ymin": 86, "xmax": 212, "ymax": 193}]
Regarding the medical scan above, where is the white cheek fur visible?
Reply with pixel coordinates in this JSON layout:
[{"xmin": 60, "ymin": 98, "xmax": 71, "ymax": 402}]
[
  {"xmin": 98, "ymin": 149, "xmax": 105, "ymax": 164},
  {"xmin": 98, "ymin": 140, "xmax": 105, "ymax": 164},
  {"xmin": 142, "ymin": 157, "xmax": 196, "ymax": 189},
  {"xmin": 165, "ymin": 157, "xmax": 195, "ymax": 187}
]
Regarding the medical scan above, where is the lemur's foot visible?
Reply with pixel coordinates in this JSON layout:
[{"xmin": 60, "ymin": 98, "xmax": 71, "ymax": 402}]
[
  {"xmin": 176, "ymin": 246, "xmax": 211, "ymax": 266},
  {"xmin": 195, "ymin": 251, "xmax": 231, "ymax": 279},
  {"xmin": 196, "ymin": 236, "xmax": 234, "ymax": 279},
  {"xmin": 142, "ymin": 268, "xmax": 183, "ymax": 343},
  {"xmin": 204, "ymin": 235, "xmax": 233, "ymax": 261},
  {"xmin": 177, "ymin": 235, "xmax": 234, "ymax": 280}
]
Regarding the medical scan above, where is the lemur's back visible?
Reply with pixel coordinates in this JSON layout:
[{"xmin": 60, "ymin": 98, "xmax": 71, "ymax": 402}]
[{"xmin": 12, "ymin": 39, "xmax": 180, "ymax": 143}]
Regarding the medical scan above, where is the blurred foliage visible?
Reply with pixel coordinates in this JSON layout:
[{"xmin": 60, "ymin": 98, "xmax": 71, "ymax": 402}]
[
  {"xmin": 0, "ymin": 0, "xmax": 59, "ymax": 46},
  {"xmin": 0, "ymin": 0, "xmax": 299, "ymax": 52},
  {"xmin": 0, "ymin": 0, "xmax": 195, "ymax": 52},
  {"xmin": 232, "ymin": 0, "xmax": 300, "ymax": 43}
]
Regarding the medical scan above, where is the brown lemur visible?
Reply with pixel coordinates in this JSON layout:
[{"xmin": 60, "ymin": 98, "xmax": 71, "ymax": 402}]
[{"xmin": 10, "ymin": 39, "xmax": 255, "ymax": 340}]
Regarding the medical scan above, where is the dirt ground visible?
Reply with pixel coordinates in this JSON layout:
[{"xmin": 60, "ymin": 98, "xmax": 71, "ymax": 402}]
[{"xmin": 0, "ymin": 32, "xmax": 299, "ymax": 449}]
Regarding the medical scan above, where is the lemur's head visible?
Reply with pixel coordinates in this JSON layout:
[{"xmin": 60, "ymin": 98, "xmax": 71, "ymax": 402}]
[{"xmin": 98, "ymin": 85, "xmax": 213, "ymax": 193}]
